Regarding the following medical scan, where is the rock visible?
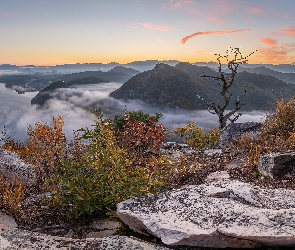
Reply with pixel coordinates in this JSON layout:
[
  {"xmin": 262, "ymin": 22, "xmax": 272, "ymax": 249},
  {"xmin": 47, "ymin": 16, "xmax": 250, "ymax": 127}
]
[
  {"xmin": 117, "ymin": 178, "xmax": 295, "ymax": 248},
  {"xmin": 216, "ymin": 122, "xmax": 262, "ymax": 148},
  {"xmin": 87, "ymin": 229, "xmax": 117, "ymax": 238},
  {"xmin": 258, "ymin": 152, "xmax": 295, "ymax": 178},
  {"xmin": 0, "ymin": 229, "xmax": 170, "ymax": 249},
  {"xmin": 0, "ymin": 212, "xmax": 17, "ymax": 232},
  {"xmin": 0, "ymin": 149, "xmax": 36, "ymax": 186},
  {"xmin": 86, "ymin": 218, "xmax": 121, "ymax": 238}
]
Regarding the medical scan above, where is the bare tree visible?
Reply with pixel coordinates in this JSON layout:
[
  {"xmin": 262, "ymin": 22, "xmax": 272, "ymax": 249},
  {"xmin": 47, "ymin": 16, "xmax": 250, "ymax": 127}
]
[{"xmin": 197, "ymin": 47, "xmax": 256, "ymax": 130}]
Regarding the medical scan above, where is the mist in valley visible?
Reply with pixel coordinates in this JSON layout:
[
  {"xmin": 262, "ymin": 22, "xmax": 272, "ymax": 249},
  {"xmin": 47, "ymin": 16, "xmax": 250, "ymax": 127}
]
[{"xmin": 0, "ymin": 81, "xmax": 265, "ymax": 144}]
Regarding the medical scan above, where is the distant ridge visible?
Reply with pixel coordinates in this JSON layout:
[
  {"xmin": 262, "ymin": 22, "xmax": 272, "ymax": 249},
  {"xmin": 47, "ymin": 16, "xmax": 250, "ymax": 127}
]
[{"xmin": 110, "ymin": 63, "xmax": 295, "ymax": 111}]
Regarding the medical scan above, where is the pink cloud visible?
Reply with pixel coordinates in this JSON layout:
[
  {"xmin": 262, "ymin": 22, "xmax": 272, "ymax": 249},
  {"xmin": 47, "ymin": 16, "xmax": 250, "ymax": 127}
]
[
  {"xmin": 260, "ymin": 38, "xmax": 277, "ymax": 46},
  {"xmin": 180, "ymin": 29, "xmax": 250, "ymax": 44},
  {"xmin": 282, "ymin": 26, "xmax": 295, "ymax": 37},
  {"xmin": 132, "ymin": 22, "xmax": 172, "ymax": 31},
  {"xmin": 258, "ymin": 43, "xmax": 295, "ymax": 63},
  {"xmin": 169, "ymin": 0, "xmax": 192, "ymax": 9},
  {"xmin": 247, "ymin": 7, "xmax": 262, "ymax": 14}
]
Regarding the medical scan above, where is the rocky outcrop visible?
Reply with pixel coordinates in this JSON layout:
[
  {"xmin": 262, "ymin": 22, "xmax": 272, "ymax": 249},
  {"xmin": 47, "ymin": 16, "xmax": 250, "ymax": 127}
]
[
  {"xmin": 117, "ymin": 177, "xmax": 295, "ymax": 248},
  {"xmin": 258, "ymin": 152, "xmax": 295, "ymax": 178},
  {"xmin": 0, "ymin": 230, "xmax": 170, "ymax": 250},
  {"xmin": 216, "ymin": 122, "xmax": 262, "ymax": 148},
  {"xmin": 0, "ymin": 149, "xmax": 36, "ymax": 186}
]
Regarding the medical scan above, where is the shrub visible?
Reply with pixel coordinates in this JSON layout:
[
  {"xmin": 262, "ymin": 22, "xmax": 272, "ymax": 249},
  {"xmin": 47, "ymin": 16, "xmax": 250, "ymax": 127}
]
[
  {"xmin": 174, "ymin": 122, "xmax": 220, "ymax": 149},
  {"xmin": 262, "ymin": 96, "xmax": 295, "ymax": 140},
  {"xmin": 49, "ymin": 109, "xmax": 167, "ymax": 218},
  {"xmin": 113, "ymin": 110, "xmax": 167, "ymax": 165},
  {"xmin": 0, "ymin": 175, "xmax": 25, "ymax": 216}
]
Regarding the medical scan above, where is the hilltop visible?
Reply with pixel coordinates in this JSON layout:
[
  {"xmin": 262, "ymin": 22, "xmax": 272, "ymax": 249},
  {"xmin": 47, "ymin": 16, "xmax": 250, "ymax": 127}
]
[{"xmin": 110, "ymin": 62, "xmax": 294, "ymax": 111}]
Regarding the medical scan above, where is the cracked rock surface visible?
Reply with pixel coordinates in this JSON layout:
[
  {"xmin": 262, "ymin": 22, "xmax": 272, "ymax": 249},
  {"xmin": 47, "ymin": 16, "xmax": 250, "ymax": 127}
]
[
  {"xmin": 0, "ymin": 229, "xmax": 170, "ymax": 250},
  {"xmin": 117, "ymin": 178, "xmax": 295, "ymax": 248}
]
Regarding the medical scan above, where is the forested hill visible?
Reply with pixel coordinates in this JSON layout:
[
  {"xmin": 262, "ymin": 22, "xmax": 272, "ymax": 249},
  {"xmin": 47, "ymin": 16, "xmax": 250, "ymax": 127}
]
[
  {"xmin": 110, "ymin": 63, "xmax": 295, "ymax": 111},
  {"xmin": 110, "ymin": 63, "xmax": 221, "ymax": 110}
]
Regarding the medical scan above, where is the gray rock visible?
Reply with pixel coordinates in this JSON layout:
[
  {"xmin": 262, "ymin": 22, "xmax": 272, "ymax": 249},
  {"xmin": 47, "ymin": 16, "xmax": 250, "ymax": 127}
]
[
  {"xmin": 0, "ymin": 229, "xmax": 170, "ymax": 250},
  {"xmin": 117, "ymin": 178, "xmax": 295, "ymax": 248},
  {"xmin": 216, "ymin": 122, "xmax": 262, "ymax": 148},
  {"xmin": 86, "ymin": 229, "xmax": 117, "ymax": 238},
  {"xmin": 258, "ymin": 152, "xmax": 295, "ymax": 178},
  {"xmin": 0, "ymin": 212, "xmax": 17, "ymax": 232},
  {"xmin": 0, "ymin": 149, "xmax": 36, "ymax": 186}
]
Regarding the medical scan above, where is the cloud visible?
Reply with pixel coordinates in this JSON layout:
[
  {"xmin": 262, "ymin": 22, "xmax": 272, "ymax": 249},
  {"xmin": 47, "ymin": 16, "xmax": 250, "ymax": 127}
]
[
  {"xmin": 0, "ymin": 82, "xmax": 265, "ymax": 143},
  {"xmin": 260, "ymin": 38, "xmax": 277, "ymax": 46},
  {"xmin": 169, "ymin": 0, "xmax": 192, "ymax": 9},
  {"xmin": 258, "ymin": 43, "xmax": 295, "ymax": 63},
  {"xmin": 180, "ymin": 29, "xmax": 250, "ymax": 44},
  {"xmin": 247, "ymin": 7, "xmax": 262, "ymax": 14},
  {"xmin": 131, "ymin": 22, "xmax": 172, "ymax": 31},
  {"xmin": 282, "ymin": 26, "xmax": 295, "ymax": 37}
]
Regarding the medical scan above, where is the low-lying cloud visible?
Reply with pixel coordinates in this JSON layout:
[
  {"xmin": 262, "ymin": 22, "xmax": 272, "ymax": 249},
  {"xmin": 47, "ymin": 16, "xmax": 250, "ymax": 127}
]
[
  {"xmin": 0, "ymin": 82, "xmax": 265, "ymax": 143},
  {"xmin": 180, "ymin": 29, "xmax": 250, "ymax": 44}
]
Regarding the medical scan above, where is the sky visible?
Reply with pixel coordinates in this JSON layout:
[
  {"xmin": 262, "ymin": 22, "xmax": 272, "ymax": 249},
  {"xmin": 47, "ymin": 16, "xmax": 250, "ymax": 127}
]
[{"xmin": 1, "ymin": 0, "xmax": 295, "ymax": 66}]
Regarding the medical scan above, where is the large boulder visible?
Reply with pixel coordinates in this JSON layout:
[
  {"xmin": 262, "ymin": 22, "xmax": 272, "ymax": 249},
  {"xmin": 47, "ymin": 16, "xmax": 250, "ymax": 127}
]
[
  {"xmin": 0, "ymin": 149, "xmax": 36, "ymax": 186},
  {"xmin": 0, "ymin": 229, "xmax": 170, "ymax": 250},
  {"xmin": 258, "ymin": 152, "xmax": 295, "ymax": 178},
  {"xmin": 117, "ymin": 177, "xmax": 295, "ymax": 248}
]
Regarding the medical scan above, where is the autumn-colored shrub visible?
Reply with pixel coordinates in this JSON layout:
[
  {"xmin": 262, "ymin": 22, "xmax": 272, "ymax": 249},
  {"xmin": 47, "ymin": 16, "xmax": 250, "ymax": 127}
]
[
  {"xmin": 232, "ymin": 97, "xmax": 295, "ymax": 170},
  {"xmin": 49, "ymin": 109, "xmax": 167, "ymax": 218},
  {"xmin": 262, "ymin": 96, "xmax": 295, "ymax": 140},
  {"xmin": 174, "ymin": 122, "xmax": 220, "ymax": 149},
  {"xmin": 0, "ymin": 175, "xmax": 25, "ymax": 216},
  {"xmin": 113, "ymin": 110, "xmax": 167, "ymax": 165}
]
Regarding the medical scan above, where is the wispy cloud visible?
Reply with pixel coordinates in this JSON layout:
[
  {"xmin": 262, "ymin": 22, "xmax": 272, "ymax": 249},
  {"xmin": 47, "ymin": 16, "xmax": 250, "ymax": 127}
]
[
  {"xmin": 169, "ymin": 0, "xmax": 192, "ymax": 9},
  {"xmin": 131, "ymin": 22, "xmax": 172, "ymax": 31},
  {"xmin": 180, "ymin": 29, "xmax": 250, "ymax": 44},
  {"xmin": 247, "ymin": 7, "xmax": 262, "ymax": 14},
  {"xmin": 260, "ymin": 38, "xmax": 277, "ymax": 46},
  {"xmin": 282, "ymin": 26, "xmax": 295, "ymax": 37},
  {"xmin": 258, "ymin": 43, "xmax": 295, "ymax": 63}
]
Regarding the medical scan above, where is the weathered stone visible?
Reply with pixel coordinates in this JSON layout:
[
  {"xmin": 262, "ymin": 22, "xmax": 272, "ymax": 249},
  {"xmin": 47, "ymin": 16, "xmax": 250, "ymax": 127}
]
[
  {"xmin": 87, "ymin": 229, "xmax": 117, "ymax": 238},
  {"xmin": 90, "ymin": 218, "xmax": 121, "ymax": 231},
  {"xmin": 0, "ymin": 212, "xmax": 17, "ymax": 232},
  {"xmin": 216, "ymin": 122, "xmax": 262, "ymax": 148},
  {"xmin": 117, "ymin": 178, "xmax": 295, "ymax": 248},
  {"xmin": 258, "ymin": 152, "xmax": 295, "ymax": 178},
  {"xmin": 0, "ymin": 149, "xmax": 36, "ymax": 186},
  {"xmin": 0, "ymin": 229, "xmax": 170, "ymax": 249}
]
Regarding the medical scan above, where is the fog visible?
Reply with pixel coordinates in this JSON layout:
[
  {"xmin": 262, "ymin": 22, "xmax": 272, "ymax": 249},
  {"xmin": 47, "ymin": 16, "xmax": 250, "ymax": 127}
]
[{"xmin": 0, "ymin": 82, "xmax": 265, "ymax": 143}]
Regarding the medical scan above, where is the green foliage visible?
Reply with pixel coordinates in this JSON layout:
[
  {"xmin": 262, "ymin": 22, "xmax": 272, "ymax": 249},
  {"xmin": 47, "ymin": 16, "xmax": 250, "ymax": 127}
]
[
  {"xmin": 174, "ymin": 122, "xmax": 220, "ymax": 149},
  {"xmin": 49, "ymin": 109, "xmax": 166, "ymax": 218}
]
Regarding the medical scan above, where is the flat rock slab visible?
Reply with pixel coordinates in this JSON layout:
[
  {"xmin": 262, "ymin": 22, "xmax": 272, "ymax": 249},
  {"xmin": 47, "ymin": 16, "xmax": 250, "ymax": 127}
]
[
  {"xmin": 117, "ymin": 179, "xmax": 295, "ymax": 248},
  {"xmin": 0, "ymin": 229, "xmax": 170, "ymax": 249}
]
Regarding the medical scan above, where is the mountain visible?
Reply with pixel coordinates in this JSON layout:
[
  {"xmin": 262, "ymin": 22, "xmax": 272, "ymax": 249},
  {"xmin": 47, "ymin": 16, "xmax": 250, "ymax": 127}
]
[
  {"xmin": 110, "ymin": 63, "xmax": 220, "ymax": 110},
  {"xmin": 108, "ymin": 66, "xmax": 140, "ymax": 75},
  {"xmin": 239, "ymin": 66, "xmax": 295, "ymax": 84},
  {"xmin": 110, "ymin": 63, "xmax": 295, "ymax": 111}
]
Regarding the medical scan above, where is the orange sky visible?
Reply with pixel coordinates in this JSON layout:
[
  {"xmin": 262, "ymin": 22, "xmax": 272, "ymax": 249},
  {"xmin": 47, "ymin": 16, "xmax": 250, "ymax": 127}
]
[{"xmin": 1, "ymin": 0, "xmax": 295, "ymax": 66}]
